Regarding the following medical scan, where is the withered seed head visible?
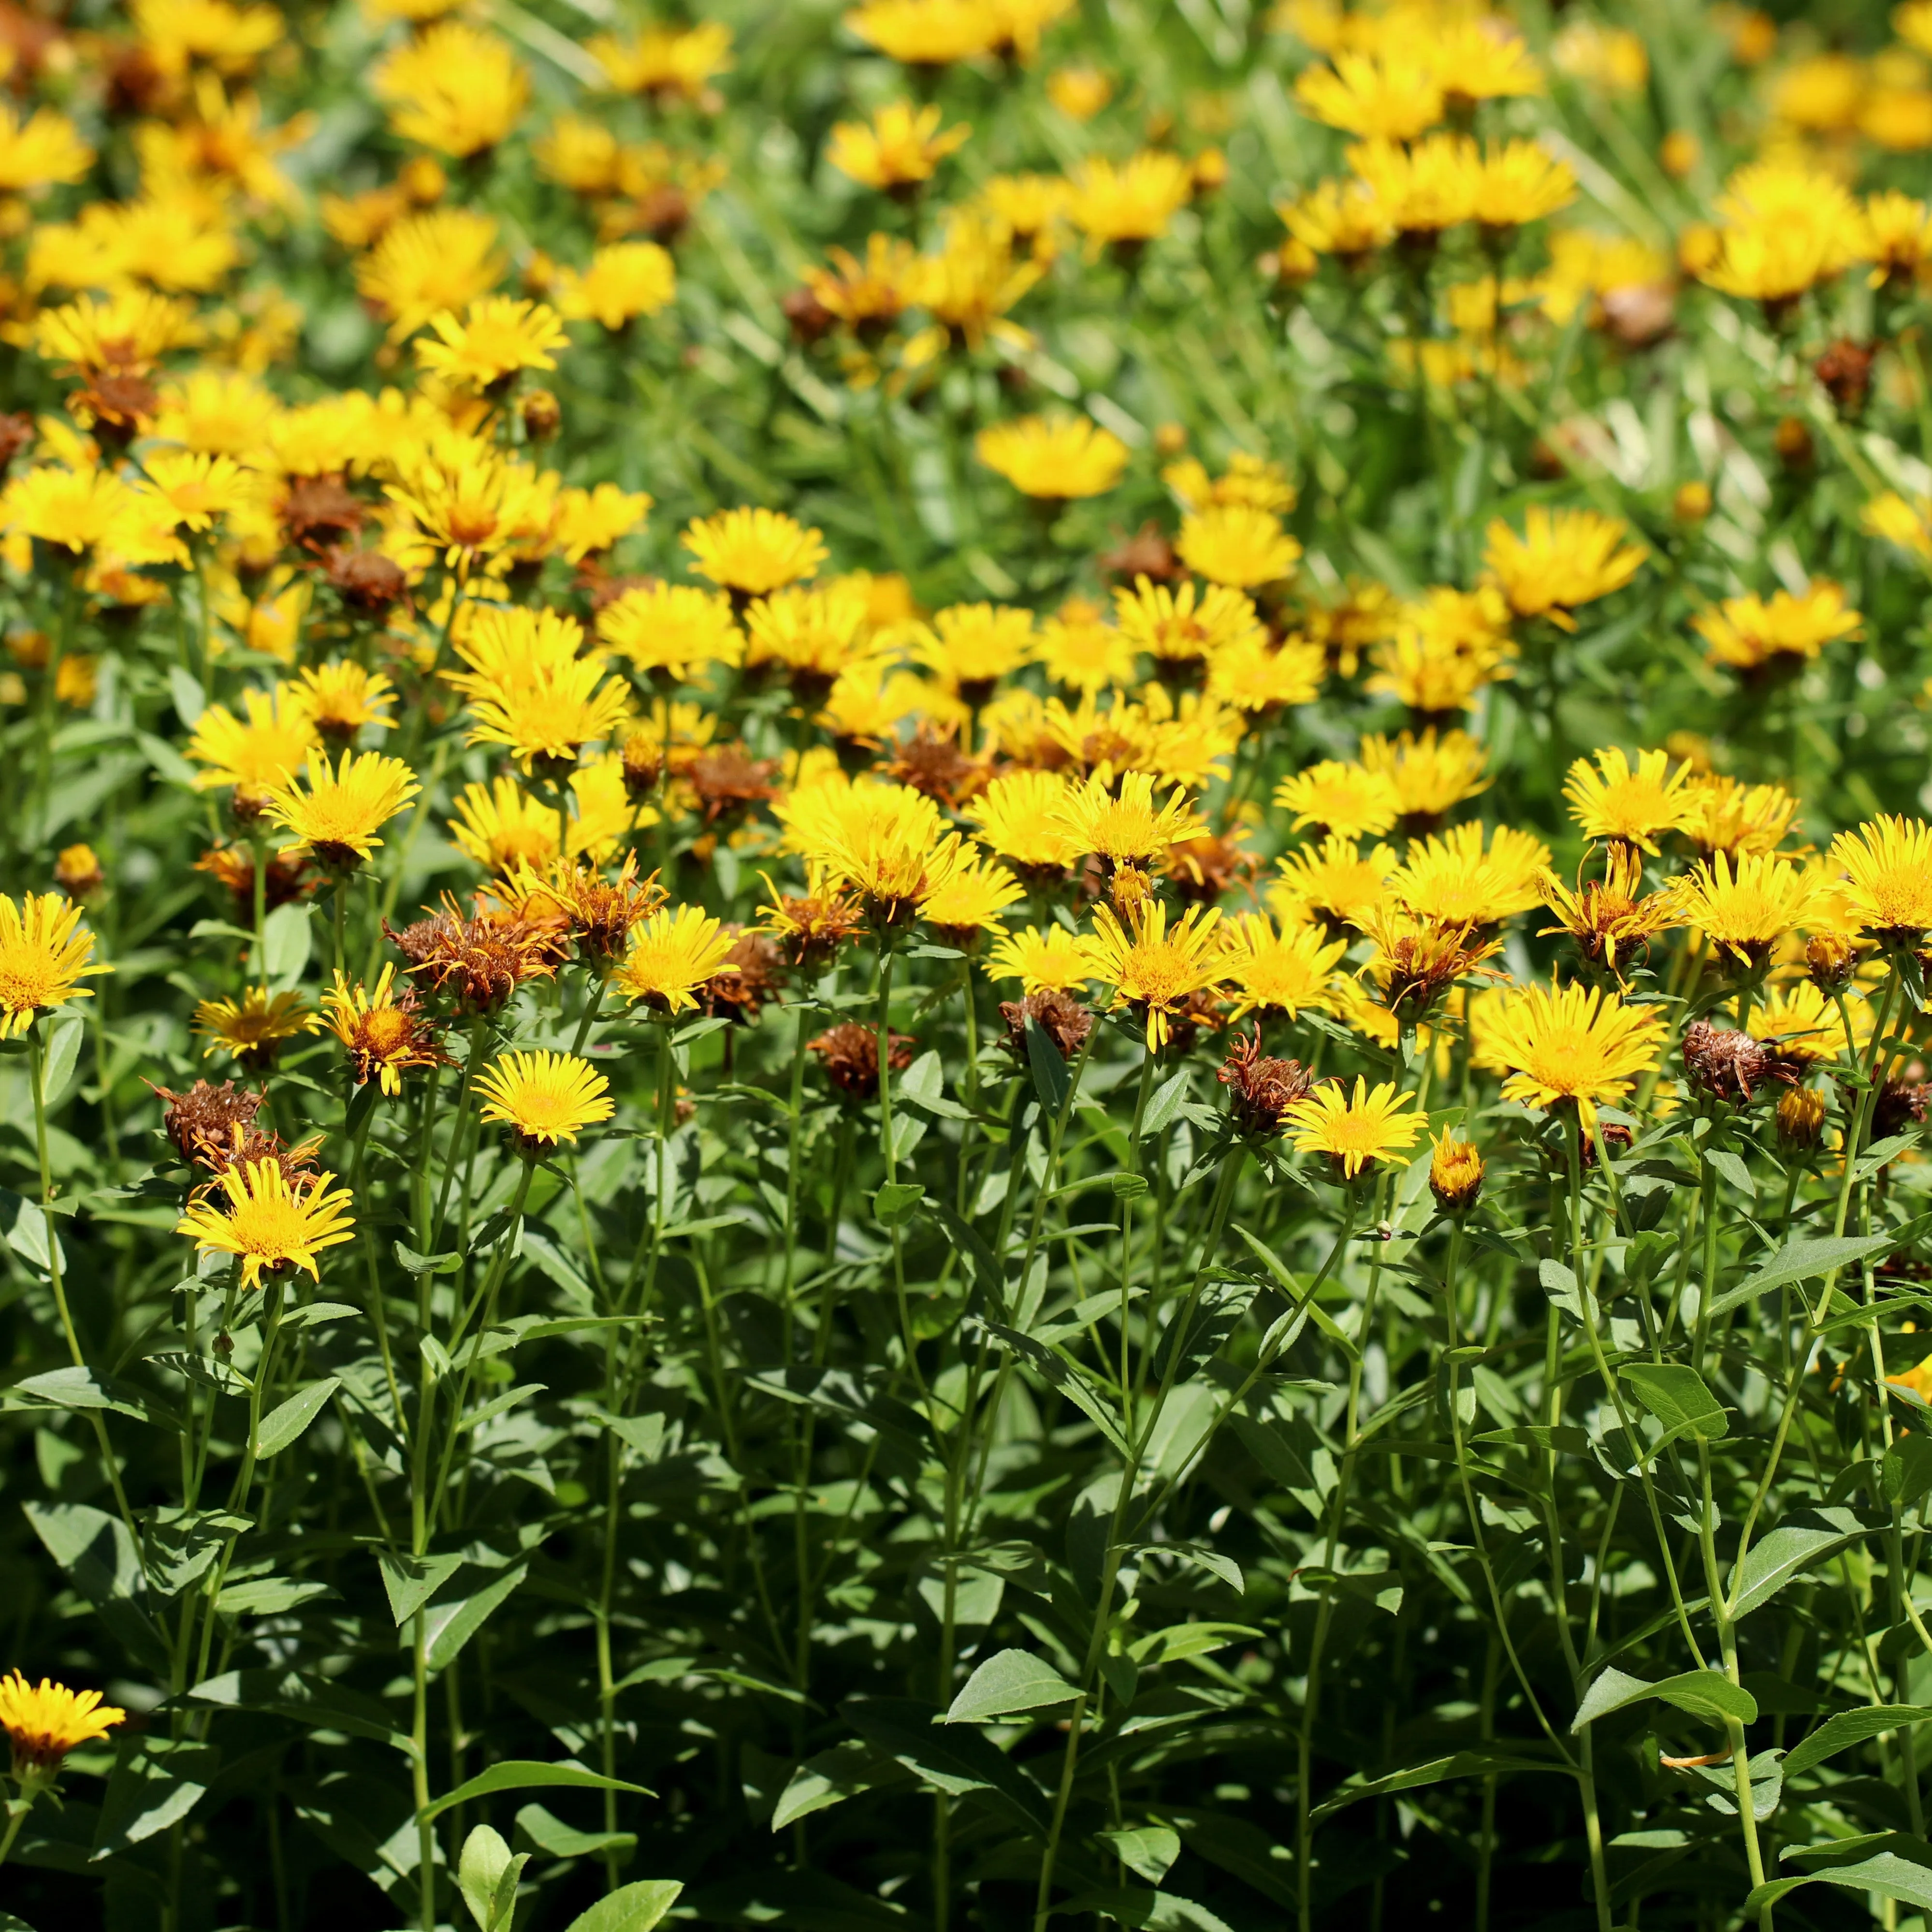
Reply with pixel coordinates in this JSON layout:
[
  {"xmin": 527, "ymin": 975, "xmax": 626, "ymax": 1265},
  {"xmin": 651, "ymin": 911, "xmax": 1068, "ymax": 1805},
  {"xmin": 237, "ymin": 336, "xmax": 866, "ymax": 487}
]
[
  {"xmin": 1682, "ymin": 1017, "xmax": 1803, "ymax": 1105},
  {"xmin": 1216, "ymin": 1027, "xmax": 1314, "ymax": 1138},
  {"xmin": 998, "ymin": 989, "xmax": 1093, "ymax": 1065},
  {"xmin": 809, "ymin": 1021, "xmax": 914, "ymax": 1100},
  {"xmin": 146, "ymin": 1078, "xmax": 264, "ymax": 1164}
]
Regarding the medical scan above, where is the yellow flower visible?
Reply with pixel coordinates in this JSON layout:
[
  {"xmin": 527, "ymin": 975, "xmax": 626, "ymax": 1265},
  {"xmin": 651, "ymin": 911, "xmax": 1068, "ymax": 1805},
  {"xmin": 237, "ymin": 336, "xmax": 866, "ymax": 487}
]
[
  {"xmin": 919, "ymin": 849, "xmax": 1024, "ymax": 943},
  {"xmin": 1283, "ymin": 1075, "xmax": 1422, "ymax": 1178},
  {"xmin": 587, "ymin": 20, "xmax": 733, "ymax": 98},
  {"xmin": 913, "ymin": 602, "xmax": 1034, "ymax": 702},
  {"xmin": 0, "ymin": 106, "xmax": 94, "ymax": 191},
  {"xmin": 1865, "ymin": 190, "xmax": 1932, "ymax": 287},
  {"xmin": 975, "ymin": 415, "xmax": 1128, "ymax": 500},
  {"xmin": 414, "ymin": 298, "xmax": 568, "ymax": 391},
  {"xmin": 683, "ymin": 507, "xmax": 826, "ymax": 597},
  {"xmin": 1163, "ymin": 452, "xmax": 1298, "ymax": 517},
  {"xmin": 1483, "ymin": 508, "xmax": 1645, "ymax": 625},
  {"xmin": 194, "ymin": 986, "xmax": 317, "ymax": 1068},
  {"xmin": 1046, "ymin": 63, "xmax": 1111, "ymax": 118},
  {"xmin": 1695, "ymin": 159, "xmax": 1865, "ymax": 306},
  {"xmin": 844, "ymin": 0, "xmax": 999, "ymax": 66},
  {"xmin": 1294, "ymin": 51, "xmax": 1443, "ymax": 139},
  {"xmin": 1175, "ymin": 504, "xmax": 1301, "ymax": 589},
  {"xmin": 1085, "ymin": 899, "xmax": 1226, "ymax": 1052},
  {"xmin": 1065, "ymin": 150, "xmax": 1195, "ymax": 246},
  {"xmin": 1113, "ymin": 577, "xmax": 1264, "ymax": 673},
  {"xmin": 598, "ymin": 582, "xmax": 742, "ymax": 686},
  {"xmin": 372, "ymin": 20, "xmax": 529, "ymax": 158},
  {"xmin": 293, "ymin": 661, "xmax": 395, "ymax": 742},
  {"xmin": 1275, "ymin": 759, "xmax": 1402, "ymax": 841},
  {"xmin": 0, "ymin": 1672, "xmax": 125, "ymax": 1780},
  {"xmin": 34, "ymin": 291, "xmax": 197, "ymax": 378},
  {"xmin": 1389, "ymin": 822, "xmax": 1550, "ymax": 926},
  {"xmin": 1538, "ymin": 847, "xmax": 1681, "ymax": 979},
  {"xmin": 553, "ymin": 242, "xmax": 678, "ymax": 330},
  {"xmin": 322, "ymin": 964, "xmax": 449, "ymax": 1096},
  {"xmin": 1680, "ymin": 775, "xmax": 1800, "ymax": 860},
  {"xmin": 1281, "ymin": 176, "xmax": 1396, "ymax": 260},
  {"xmin": 1864, "ymin": 491, "xmax": 1932, "ymax": 563},
  {"xmin": 187, "ymin": 686, "xmax": 320, "ymax": 801},
  {"xmin": 1428, "ymin": 1126, "xmax": 1485, "ymax": 1213},
  {"xmin": 969, "ymin": 769, "xmax": 1083, "ymax": 875},
  {"xmin": 176, "ymin": 1155, "xmax": 357, "ymax": 1290},
  {"xmin": 551, "ymin": 483, "xmax": 653, "ymax": 563},
  {"xmin": 1829, "ymin": 816, "xmax": 1932, "ymax": 944},
  {"xmin": 134, "ymin": 0, "xmax": 284, "ymax": 75},
  {"xmin": 612, "ymin": 904, "xmax": 739, "ymax": 1013},
  {"xmin": 795, "ymin": 781, "xmax": 966, "ymax": 921},
  {"xmin": 1357, "ymin": 728, "xmax": 1490, "ymax": 820},
  {"xmin": 141, "ymin": 451, "xmax": 255, "ymax": 533},
  {"xmin": 3, "ymin": 465, "xmax": 183, "ymax": 563},
  {"xmin": 1563, "ymin": 746, "xmax": 1695, "ymax": 855},
  {"xmin": 448, "ymin": 606, "xmax": 629, "ymax": 772},
  {"xmin": 1056, "ymin": 770, "xmax": 1202, "ymax": 870},
  {"xmin": 1031, "ymin": 600, "xmax": 1138, "ymax": 695},
  {"xmin": 1426, "ymin": 17, "xmax": 1543, "ymax": 105},
  {"xmin": 985, "ymin": 923, "xmax": 1094, "ymax": 992},
  {"xmin": 263, "ymin": 750, "xmax": 421, "ymax": 867},
  {"xmin": 1218, "ymin": 911, "xmax": 1346, "ymax": 1020},
  {"xmin": 449, "ymin": 776, "xmax": 561, "ymax": 875},
  {"xmin": 1348, "ymin": 132, "xmax": 1477, "ymax": 237},
  {"xmin": 385, "ymin": 440, "xmax": 549, "ymax": 578},
  {"xmin": 1671, "ymin": 852, "xmax": 1816, "ymax": 970},
  {"xmin": 0, "ymin": 892, "xmax": 108, "ymax": 1039},
  {"xmin": 1207, "ymin": 631, "xmax": 1326, "ymax": 714},
  {"xmin": 1477, "ymin": 978, "xmax": 1667, "ymax": 1121},
  {"xmin": 1692, "ymin": 581, "xmax": 1862, "ymax": 672},
  {"xmin": 355, "ymin": 208, "xmax": 506, "ymax": 340},
  {"xmin": 1467, "ymin": 138, "xmax": 1576, "ymax": 229},
  {"xmin": 828, "ymin": 102, "xmax": 970, "ymax": 191},
  {"xmin": 1749, "ymin": 978, "xmax": 1867, "ymax": 1064},
  {"xmin": 1273, "ymin": 835, "xmax": 1399, "ymax": 932},
  {"xmin": 745, "ymin": 581, "xmax": 874, "ymax": 695},
  {"xmin": 477, "ymin": 1048, "xmax": 614, "ymax": 1149}
]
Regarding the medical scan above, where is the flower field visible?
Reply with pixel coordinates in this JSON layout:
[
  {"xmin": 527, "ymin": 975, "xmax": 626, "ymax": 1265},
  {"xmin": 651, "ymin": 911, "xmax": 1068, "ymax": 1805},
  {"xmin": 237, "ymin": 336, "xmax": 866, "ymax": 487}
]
[{"xmin": 9, "ymin": 0, "xmax": 1932, "ymax": 1927}]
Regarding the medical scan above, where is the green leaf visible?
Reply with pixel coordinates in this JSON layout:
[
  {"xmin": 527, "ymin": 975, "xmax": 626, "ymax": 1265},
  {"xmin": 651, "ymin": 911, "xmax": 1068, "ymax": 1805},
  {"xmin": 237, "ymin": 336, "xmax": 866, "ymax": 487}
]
[
  {"xmin": 261, "ymin": 901, "xmax": 312, "ymax": 989},
  {"xmin": 5, "ymin": 1365, "xmax": 170, "ymax": 1426},
  {"xmin": 1882, "ymin": 1436, "xmax": 1932, "ymax": 1511},
  {"xmin": 458, "ymin": 1824, "xmax": 527, "ymax": 1932},
  {"xmin": 90, "ymin": 1738, "xmax": 218, "ymax": 1861},
  {"xmin": 1142, "ymin": 1069, "xmax": 1191, "ymax": 1138},
  {"xmin": 23, "ymin": 1501, "xmax": 168, "ymax": 1675},
  {"xmin": 1097, "ymin": 1826, "xmax": 1180, "ymax": 1885},
  {"xmin": 1729, "ymin": 1509, "xmax": 1880, "ymax": 1618},
  {"xmin": 1745, "ymin": 1836, "xmax": 1932, "ymax": 1917},
  {"xmin": 1619, "ymin": 1363, "xmax": 1729, "ymax": 1440},
  {"xmin": 1710, "ymin": 1233, "xmax": 1896, "ymax": 1317},
  {"xmin": 255, "ymin": 1378, "xmax": 338, "ymax": 1457},
  {"xmin": 419, "ymin": 1760, "xmax": 651, "ymax": 1826},
  {"xmin": 1130, "ymin": 1623, "xmax": 1260, "ymax": 1668},
  {"xmin": 844, "ymin": 1697, "xmax": 1052, "ymax": 1832},
  {"xmin": 1310, "ymin": 1748, "xmax": 1557, "ymax": 1822},
  {"xmin": 1704, "ymin": 1148, "xmax": 1754, "ymax": 1199},
  {"xmin": 513, "ymin": 1802, "xmax": 637, "ymax": 1860},
  {"xmin": 562, "ymin": 1882, "xmax": 683, "ymax": 1932},
  {"xmin": 1025, "ymin": 1015, "xmax": 1071, "ymax": 1113},
  {"xmin": 770, "ymin": 1745, "xmax": 909, "ymax": 1830},
  {"xmin": 1538, "ymin": 1258, "xmax": 1583, "ymax": 1319},
  {"xmin": 188, "ymin": 1667, "xmax": 414, "ymax": 1755},
  {"xmin": 1572, "ymin": 1666, "xmax": 1757, "ymax": 1731},
  {"xmin": 1785, "ymin": 1707, "xmax": 1932, "ymax": 1781},
  {"xmin": 945, "ymin": 1647, "xmax": 1080, "ymax": 1723},
  {"xmin": 378, "ymin": 1550, "xmax": 464, "ymax": 1626},
  {"xmin": 872, "ymin": 1180, "xmax": 924, "ymax": 1226},
  {"xmin": 1050, "ymin": 1888, "xmax": 1235, "ymax": 1930},
  {"xmin": 1111, "ymin": 1172, "xmax": 1150, "ymax": 1199},
  {"xmin": 426, "ymin": 1563, "xmax": 527, "ymax": 1673}
]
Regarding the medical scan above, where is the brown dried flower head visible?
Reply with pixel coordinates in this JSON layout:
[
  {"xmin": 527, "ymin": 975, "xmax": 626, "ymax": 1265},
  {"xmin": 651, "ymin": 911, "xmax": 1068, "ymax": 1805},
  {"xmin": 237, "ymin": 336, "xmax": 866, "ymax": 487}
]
[
  {"xmin": 1682, "ymin": 1017, "xmax": 1804, "ymax": 1106},
  {"xmin": 278, "ymin": 472, "xmax": 365, "ymax": 552},
  {"xmin": 1216, "ymin": 1027, "xmax": 1315, "ymax": 1138},
  {"xmin": 388, "ymin": 894, "xmax": 557, "ymax": 1014},
  {"xmin": 322, "ymin": 544, "xmax": 409, "ymax": 618},
  {"xmin": 1167, "ymin": 830, "xmax": 1256, "ymax": 906},
  {"xmin": 702, "ymin": 928, "xmax": 787, "ymax": 1023},
  {"xmin": 998, "ymin": 988, "xmax": 1093, "ymax": 1065},
  {"xmin": 196, "ymin": 843, "xmax": 317, "ymax": 917},
  {"xmin": 888, "ymin": 726, "xmax": 989, "ymax": 810},
  {"xmin": 688, "ymin": 744, "xmax": 780, "ymax": 828},
  {"xmin": 809, "ymin": 1020, "xmax": 914, "ymax": 1100},
  {"xmin": 146, "ymin": 1078, "xmax": 265, "ymax": 1165}
]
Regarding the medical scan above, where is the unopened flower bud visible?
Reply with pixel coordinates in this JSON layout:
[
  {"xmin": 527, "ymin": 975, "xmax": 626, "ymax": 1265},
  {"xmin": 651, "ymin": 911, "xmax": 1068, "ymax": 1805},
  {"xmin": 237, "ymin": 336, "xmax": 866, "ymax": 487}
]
[
  {"xmin": 1672, "ymin": 480, "xmax": 1712, "ymax": 525},
  {"xmin": 53, "ymin": 843, "xmax": 103, "ymax": 900},
  {"xmin": 621, "ymin": 728, "xmax": 663, "ymax": 800},
  {"xmin": 1776, "ymin": 1085, "xmax": 1827, "ymax": 1150},
  {"xmin": 1429, "ymin": 1128, "xmax": 1484, "ymax": 1214},
  {"xmin": 520, "ymin": 389, "xmax": 561, "ymax": 442},
  {"xmin": 1806, "ymin": 932, "xmax": 1858, "ymax": 993}
]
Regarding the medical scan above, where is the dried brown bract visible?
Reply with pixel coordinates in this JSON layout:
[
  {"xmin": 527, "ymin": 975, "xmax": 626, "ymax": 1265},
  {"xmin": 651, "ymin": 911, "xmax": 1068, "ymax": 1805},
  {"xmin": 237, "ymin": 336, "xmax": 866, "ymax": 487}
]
[
  {"xmin": 389, "ymin": 894, "xmax": 555, "ymax": 1014},
  {"xmin": 1873, "ymin": 1077, "xmax": 1931, "ymax": 1142},
  {"xmin": 702, "ymin": 928, "xmax": 786, "ymax": 1022},
  {"xmin": 1099, "ymin": 522, "xmax": 1181, "ymax": 583},
  {"xmin": 888, "ymin": 726, "xmax": 988, "ymax": 809},
  {"xmin": 998, "ymin": 989, "xmax": 1093, "ymax": 1064},
  {"xmin": 279, "ymin": 473, "xmax": 365, "ymax": 552},
  {"xmin": 688, "ymin": 745, "xmax": 780, "ymax": 828},
  {"xmin": 809, "ymin": 1020, "xmax": 914, "ymax": 1099},
  {"xmin": 195, "ymin": 843, "xmax": 317, "ymax": 916},
  {"xmin": 1682, "ymin": 1017, "xmax": 1803, "ymax": 1105},
  {"xmin": 322, "ymin": 544, "xmax": 409, "ymax": 618},
  {"xmin": 146, "ymin": 1078, "xmax": 264, "ymax": 1164},
  {"xmin": 1167, "ymin": 830, "xmax": 1256, "ymax": 906},
  {"xmin": 1217, "ymin": 1027, "xmax": 1315, "ymax": 1138}
]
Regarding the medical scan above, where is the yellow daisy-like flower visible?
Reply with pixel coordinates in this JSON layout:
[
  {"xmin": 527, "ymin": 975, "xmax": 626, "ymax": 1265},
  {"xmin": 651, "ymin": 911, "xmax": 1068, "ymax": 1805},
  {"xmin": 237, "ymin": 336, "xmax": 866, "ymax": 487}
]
[
  {"xmin": 745, "ymin": 581, "xmax": 873, "ymax": 695},
  {"xmin": 969, "ymin": 769, "xmax": 1083, "ymax": 875},
  {"xmin": 975, "ymin": 415, "xmax": 1129, "ymax": 500},
  {"xmin": 1483, "ymin": 508, "xmax": 1646, "ymax": 627},
  {"xmin": 1388, "ymin": 822, "xmax": 1551, "ymax": 927},
  {"xmin": 1218, "ymin": 912, "xmax": 1347, "ymax": 1021},
  {"xmin": 612, "ymin": 904, "xmax": 740, "ymax": 1014},
  {"xmin": 827, "ymin": 101, "xmax": 970, "ymax": 191},
  {"xmin": 1174, "ymin": 504, "xmax": 1302, "ymax": 589},
  {"xmin": 1112, "ymin": 576, "xmax": 1264, "ymax": 674},
  {"xmin": 802, "ymin": 782, "xmax": 967, "ymax": 922},
  {"xmin": 0, "ymin": 892, "xmax": 108, "ymax": 1040},
  {"xmin": 187, "ymin": 686, "xmax": 320, "ymax": 802},
  {"xmin": 1864, "ymin": 491, "xmax": 1932, "ymax": 564},
  {"xmin": 1348, "ymin": 132, "xmax": 1477, "ymax": 238},
  {"xmin": 1692, "ymin": 581, "xmax": 1863, "ymax": 673},
  {"xmin": 476, "ymin": 1048, "xmax": 614, "ymax": 1149},
  {"xmin": 1563, "ymin": 746, "xmax": 1695, "ymax": 855},
  {"xmin": 984, "ymin": 923, "xmax": 1094, "ymax": 993},
  {"xmin": 1538, "ymin": 847, "xmax": 1682, "ymax": 979},
  {"xmin": 263, "ymin": 750, "xmax": 421, "ymax": 868},
  {"xmin": 553, "ymin": 241, "xmax": 678, "ymax": 331},
  {"xmin": 385, "ymin": 440, "xmax": 549, "ymax": 579},
  {"xmin": 1206, "ymin": 631, "xmax": 1327, "ymax": 715},
  {"xmin": 1032, "ymin": 600, "xmax": 1139, "ymax": 695},
  {"xmin": 1280, "ymin": 176, "xmax": 1397, "ymax": 261},
  {"xmin": 294, "ymin": 661, "xmax": 395, "ymax": 743},
  {"xmin": 598, "ymin": 581, "xmax": 742, "ymax": 687},
  {"xmin": 0, "ymin": 105, "xmax": 96, "ymax": 192},
  {"xmin": 354, "ymin": 208, "xmax": 506, "ymax": 339},
  {"xmin": 140, "ymin": 450, "xmax": 255, "ymax": 532},
  {"xmin": 1672, "ymin": 852, "xmax": 1817, "ymax": 970},
  {"xmin": 1829, "ymin": 816, "xmax": 1932, "ymax": 944},
  {"xmin": 843, "ymin": 0, "xmax": 998, "ymax": 66},
  {"xmin": 1357, "ymin": 728, "xmax": 1490, "ymax": 820},
  {"xmin": 1680, "ymin": 775, "xmax": 1799, "ymax": 861},
  {"xmin": 1275, "ymin": 759, "xmax": 1403, "ymax": 841},
  {"xmin": 1749, "ymin": 978, "xmax": 1868, "ymax": 1065},
  {"xmin": 1477, "ymin": 978, "xmax": 1668, "ymax": 1122},
  {"xmin": 1085, "ymin": 899, "xmax": 1226, "ymax": 1053},
  {"xmin": 414, "ymin": 298, "xmax": 569, "ymax": 391},
  {"xmin": 177, "ymin": 1156, "xmax": 357, "ymax": 1291},
  {"xmin": 1467, "ymin": 138, "xmax": 1577, "ymax": 229},
  {"xmin": 322, "ymin": 964, "xmax": 449, "ymax": 1097},
  {"xmin": 372, "ymin": 19, "xmax": 529, "ymax": 159},
  {"xmin": 0, "ymin": 1671, "xmax": 125, "ymax": 1780},
  {"xmin": 1273, "ymin": 836, "xmax": 1400, "ymax": 933},
  {"xmin": 914, "ymin": 602, "xmax": 1034, "ymax": 704},
  {"xmin": 1064, "ymin": 150, "xmax": 1196, "ymax": 246},
  {"xmin": 1295, "ymin": 50, "xmax": 1443, "ymax": 139},
  {"xmin": 194, "ymin": 986, "xmax": 317, "ymax": 1069},
  {"xmin": 683, "ymin": 507, "xmax": 826, "ymax": 597},
  {"xmin": 1283, "ymin": 1076, "xmax": 1423, "ymax": 1179},
  {"xmin": 449, "ymin": 777, "xmax": 561, "ymax": 876},
  {"xmin": 919, "ymin": 850, "xmax": 1025, "ymax": 944},
  {"xmin": 1056, "ymin": 770, "xmax": 1203, "ymax": 871}
]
